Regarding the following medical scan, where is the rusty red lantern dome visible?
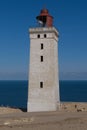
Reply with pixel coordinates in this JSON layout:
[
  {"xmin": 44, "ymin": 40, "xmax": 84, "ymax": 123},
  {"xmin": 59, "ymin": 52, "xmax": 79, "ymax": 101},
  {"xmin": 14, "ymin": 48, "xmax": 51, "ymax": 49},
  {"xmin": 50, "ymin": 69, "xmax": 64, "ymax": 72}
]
[
  {"xmin": 41, "ymin": 9, "xmax": 49, "ymax": 14},
  {"xmin": 36, "ymin": 8, "xmax": 53, "ymax": 27}
]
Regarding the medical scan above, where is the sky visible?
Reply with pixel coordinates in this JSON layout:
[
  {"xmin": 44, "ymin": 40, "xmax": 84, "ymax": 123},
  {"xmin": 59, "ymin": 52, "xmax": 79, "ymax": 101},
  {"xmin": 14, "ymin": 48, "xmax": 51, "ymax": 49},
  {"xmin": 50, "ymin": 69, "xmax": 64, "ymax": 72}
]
[{"xmin": 0, "ymin": 0, "xmax": 87, "ymax": 80}]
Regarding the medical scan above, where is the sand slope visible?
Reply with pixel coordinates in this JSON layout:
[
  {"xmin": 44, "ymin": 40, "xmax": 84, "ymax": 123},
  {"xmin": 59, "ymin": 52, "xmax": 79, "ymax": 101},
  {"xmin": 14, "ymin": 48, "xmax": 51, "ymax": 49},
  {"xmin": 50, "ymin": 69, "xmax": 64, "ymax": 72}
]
[{"xmin": 0, "ymin": 103, "xmax": 87, "ymax": 130}]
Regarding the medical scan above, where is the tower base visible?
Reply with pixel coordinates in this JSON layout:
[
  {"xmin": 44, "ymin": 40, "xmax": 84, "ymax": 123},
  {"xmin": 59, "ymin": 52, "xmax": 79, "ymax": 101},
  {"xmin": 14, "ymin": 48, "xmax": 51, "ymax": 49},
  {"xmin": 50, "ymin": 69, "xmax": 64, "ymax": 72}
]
[{"xmin": 27, "ymin": 102, "xmax": 59, "ymax": 112}]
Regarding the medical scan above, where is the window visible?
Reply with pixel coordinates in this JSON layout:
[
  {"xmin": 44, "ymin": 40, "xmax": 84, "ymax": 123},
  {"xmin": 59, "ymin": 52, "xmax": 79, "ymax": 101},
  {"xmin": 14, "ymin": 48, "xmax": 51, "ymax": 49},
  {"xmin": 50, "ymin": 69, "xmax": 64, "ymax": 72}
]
[
  {"xmin": 41, "ymin": 56, "xmax": 43, "ymax": 62},
  {"xmin": 40, "ymin": 82, "xmax": 43, "ymax": 88},
  {"xmin": 44, "ymin": 34, "xmax": 47, "ymax": 38},
  {"xmin": 37, "ymin": 34, "xmax": 40, "ymax": 38},
  {"xmin": 41, "ymin": 43, "xmax": 43, "ymax": 49}
]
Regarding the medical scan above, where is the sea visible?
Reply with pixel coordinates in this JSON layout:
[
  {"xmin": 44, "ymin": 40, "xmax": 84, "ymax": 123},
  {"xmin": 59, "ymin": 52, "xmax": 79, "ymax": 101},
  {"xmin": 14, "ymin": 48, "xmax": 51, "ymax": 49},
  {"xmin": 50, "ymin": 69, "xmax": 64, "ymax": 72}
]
[{"xmin": 0, "ymin": 80, "xmax": 87, "ymax": 109}]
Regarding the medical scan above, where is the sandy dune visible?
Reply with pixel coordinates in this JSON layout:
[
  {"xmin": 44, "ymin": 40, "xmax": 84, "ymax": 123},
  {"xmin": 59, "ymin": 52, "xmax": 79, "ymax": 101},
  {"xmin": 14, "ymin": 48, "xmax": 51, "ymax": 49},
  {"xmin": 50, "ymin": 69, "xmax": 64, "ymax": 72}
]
[{"xmin": 0, "ymin": 102, "xmax": 87, "ymax": 130}]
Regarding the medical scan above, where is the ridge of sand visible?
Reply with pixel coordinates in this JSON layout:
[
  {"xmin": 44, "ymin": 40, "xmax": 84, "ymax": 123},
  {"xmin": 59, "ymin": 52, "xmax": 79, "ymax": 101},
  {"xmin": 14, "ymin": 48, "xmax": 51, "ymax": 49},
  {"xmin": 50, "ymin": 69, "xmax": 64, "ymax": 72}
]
[
  {"xmin": 0, "ymin": 102, "xmax": 87, "ymax": 130},
  {"xmin": 0, "ymin": 107, "xmax": 22, "ymax": 114}
]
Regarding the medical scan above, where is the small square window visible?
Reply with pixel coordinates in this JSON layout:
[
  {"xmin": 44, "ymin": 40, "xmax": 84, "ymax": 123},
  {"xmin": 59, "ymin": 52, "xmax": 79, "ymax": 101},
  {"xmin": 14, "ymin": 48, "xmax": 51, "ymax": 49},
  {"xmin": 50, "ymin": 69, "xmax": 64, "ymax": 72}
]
[
  {"xmin": 37, "ymin": 34, "xmax": 40, "ymax": 38},
  {"xmin": 44, "ymin": 34, "xmax": 47, "ymax": 38},
  {"xmin": 41, "ymin": 56, "xmax": 43, "ymax": 62},
  {"xmin": 41, "ymin": 43, "xmax": 43, "ymax": 49},
  {"xmin": 40, "ymin": 82, "xmax": 43, "ymax": 88}
]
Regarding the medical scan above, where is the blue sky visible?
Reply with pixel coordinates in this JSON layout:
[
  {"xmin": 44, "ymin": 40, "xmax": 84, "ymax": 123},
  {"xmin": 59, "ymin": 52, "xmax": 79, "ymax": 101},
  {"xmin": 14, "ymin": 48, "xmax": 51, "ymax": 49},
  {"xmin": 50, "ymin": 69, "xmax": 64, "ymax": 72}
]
[{"xmin": 0, "ymin": 0, "xmax": 87, "ymax": 80}]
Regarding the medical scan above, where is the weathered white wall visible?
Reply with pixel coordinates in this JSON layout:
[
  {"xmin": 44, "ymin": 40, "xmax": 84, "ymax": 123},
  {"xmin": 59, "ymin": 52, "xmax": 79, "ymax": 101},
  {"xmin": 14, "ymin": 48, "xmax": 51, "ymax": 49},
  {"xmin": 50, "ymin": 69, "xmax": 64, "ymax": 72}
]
[{"xmin": 27, "ymin": 27, "xmax": 60, "ymax": 112}]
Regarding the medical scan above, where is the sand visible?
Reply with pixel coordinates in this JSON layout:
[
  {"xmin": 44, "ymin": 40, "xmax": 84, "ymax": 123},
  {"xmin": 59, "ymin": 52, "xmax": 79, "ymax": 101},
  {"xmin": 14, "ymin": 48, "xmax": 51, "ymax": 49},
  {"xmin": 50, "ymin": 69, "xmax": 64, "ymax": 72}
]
[{"xmin": 0, "ymin": 102, "xmax": 87, "ymax": 130}]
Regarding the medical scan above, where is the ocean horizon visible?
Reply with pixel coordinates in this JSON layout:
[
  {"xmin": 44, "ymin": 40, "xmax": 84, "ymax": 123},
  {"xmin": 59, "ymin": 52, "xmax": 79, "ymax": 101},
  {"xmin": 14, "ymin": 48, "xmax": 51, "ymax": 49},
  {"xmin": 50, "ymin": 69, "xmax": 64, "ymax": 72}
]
[{"xmin": 0, "ymin": 80, "xmax": 87, "ymax": 109}]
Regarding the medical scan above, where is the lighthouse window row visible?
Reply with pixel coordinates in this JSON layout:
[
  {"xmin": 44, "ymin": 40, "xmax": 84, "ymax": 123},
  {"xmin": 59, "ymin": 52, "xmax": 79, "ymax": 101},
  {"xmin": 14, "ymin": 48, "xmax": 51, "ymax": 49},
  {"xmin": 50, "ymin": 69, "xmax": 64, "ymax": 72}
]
[
  {"xmin": 40, "ymin": 42, "xmax": 44, "ymax": 88},
  {"xmin": 37, "ymin": 34, "xmax": 47, "ymax": 38}
]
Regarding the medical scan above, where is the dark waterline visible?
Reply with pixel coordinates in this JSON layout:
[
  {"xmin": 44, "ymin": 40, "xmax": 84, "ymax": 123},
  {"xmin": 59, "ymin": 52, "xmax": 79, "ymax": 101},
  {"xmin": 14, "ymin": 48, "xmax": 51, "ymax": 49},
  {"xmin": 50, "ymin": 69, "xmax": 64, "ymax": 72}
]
[
  {"xmin": 60, "ymin": 80, "xmax": 87, "ymax": 102},
  {"xmin": 0, "ymin": 80, "xmax": 28, "ymax": 109},
  {"xmin": 0, "ymin": 80, "xmax": 87, "ymax": 109}
]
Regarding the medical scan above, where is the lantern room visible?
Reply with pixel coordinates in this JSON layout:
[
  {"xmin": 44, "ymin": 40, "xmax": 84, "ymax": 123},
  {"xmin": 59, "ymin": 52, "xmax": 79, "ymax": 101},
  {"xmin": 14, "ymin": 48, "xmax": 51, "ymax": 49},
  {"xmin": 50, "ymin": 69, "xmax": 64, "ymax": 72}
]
[{"xmin": 36, "ymin": 8, "xmax": 53, "ymax": 27}]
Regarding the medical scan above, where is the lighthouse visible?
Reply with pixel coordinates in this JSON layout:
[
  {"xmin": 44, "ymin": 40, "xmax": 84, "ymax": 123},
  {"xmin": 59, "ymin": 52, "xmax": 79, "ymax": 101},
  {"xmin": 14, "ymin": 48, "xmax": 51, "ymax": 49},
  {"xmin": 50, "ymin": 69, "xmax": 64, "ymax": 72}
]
[{"xmin": 27, "ymin": 8, "xmax": 60, "ymax": 112}]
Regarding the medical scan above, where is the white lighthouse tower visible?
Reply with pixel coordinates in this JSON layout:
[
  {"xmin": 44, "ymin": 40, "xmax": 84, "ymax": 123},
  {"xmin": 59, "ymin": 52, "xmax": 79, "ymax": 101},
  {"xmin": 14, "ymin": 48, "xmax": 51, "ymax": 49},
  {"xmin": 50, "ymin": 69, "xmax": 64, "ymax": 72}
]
[{"xmin": 27, "ymin": 8, "xmax": 60, "ymax": 112}]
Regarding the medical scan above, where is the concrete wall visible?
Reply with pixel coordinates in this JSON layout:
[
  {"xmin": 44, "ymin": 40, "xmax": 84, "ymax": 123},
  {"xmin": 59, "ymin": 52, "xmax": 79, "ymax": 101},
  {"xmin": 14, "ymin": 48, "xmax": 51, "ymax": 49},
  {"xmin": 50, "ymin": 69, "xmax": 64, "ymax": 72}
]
[{"xmin": 27, "ymin": 27, "xmax": 60, "ymax": 112}]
